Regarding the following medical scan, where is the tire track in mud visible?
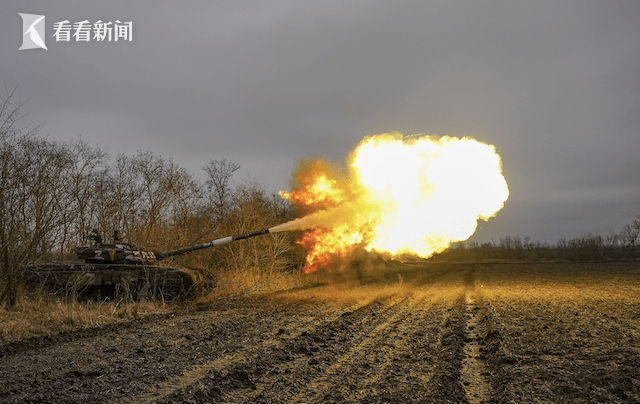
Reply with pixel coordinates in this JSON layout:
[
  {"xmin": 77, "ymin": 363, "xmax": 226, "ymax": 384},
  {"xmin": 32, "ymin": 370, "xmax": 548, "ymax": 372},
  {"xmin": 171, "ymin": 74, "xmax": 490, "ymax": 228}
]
[
  {"xmin": 298, "ymin": 293, "xmax": 452, "ymax": 404},
  {"xmin": 152, "ymin": 266, "xmax": 493, "ymax": 404},
  {"xmin": 460, "ymin": 269, "xmax": 491, "ymax": 404},
  {"xmin": 120, "ymin": 297, "xmax": 375, "ymax": 404},
  {"xmin": 468, "ymin": 267, "xmax": 516, "ymax": 404},
  {"xmin": 424, "ymin": 267, "xmax": 494, "ymax": 404},
  {"xmin": 154, "ymin": 295, "xmax": 410, "ymax": 404},
  {"xmin": 344, "ymin": 296, "xmax": 441, "ymax": 403},
  {"xmin": 285, "ymin": 296, "xmax": 418, "ymax": 403},
  {"xmin": 423, "ymin": 294, "xmax": 469, "ymax": 403},
  {"xmin": 155, "ymin": 288, "xmax": 477, "ymax": 403}
]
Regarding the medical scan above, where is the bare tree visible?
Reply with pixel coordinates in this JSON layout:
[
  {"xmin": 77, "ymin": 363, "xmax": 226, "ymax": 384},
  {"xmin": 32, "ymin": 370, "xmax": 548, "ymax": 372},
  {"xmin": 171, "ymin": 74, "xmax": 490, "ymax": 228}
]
[
  {"xmin": 213, "ymin": 181, "xmax": 297, "ymax": 273},
  {"xmin": 203, "ymin": 158, "xmax": 240, "ymax": 223},
  {"xmin": 59, "ymin": 138, "xmax": 109, "ymax": 252},
  {"xmin": 0, "ymin": 87, "xmax": 73, "ymax": 307},
  {"xmin": 620, "ymin": 215, "xmax": 640, "ymax": 258},
  {"xmin": 128, "ymin": 151, "xmax": 201, "ymax": 246},
  {"xmin": 102, "ymin": 154, "xmax": 145, "ymax": 239}
]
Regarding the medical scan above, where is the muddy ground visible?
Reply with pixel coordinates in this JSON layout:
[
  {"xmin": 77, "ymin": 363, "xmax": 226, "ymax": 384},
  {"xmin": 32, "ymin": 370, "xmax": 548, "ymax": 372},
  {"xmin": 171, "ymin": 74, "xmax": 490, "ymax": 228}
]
[{"xmin": 1, "ymin": 261, "xmax": 639, "ymax": 403}]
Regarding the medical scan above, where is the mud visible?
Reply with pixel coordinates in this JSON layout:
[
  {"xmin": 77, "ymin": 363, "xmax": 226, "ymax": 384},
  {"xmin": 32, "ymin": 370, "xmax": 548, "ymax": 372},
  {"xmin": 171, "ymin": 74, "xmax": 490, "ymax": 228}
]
[{"xmin": 1, "ymin": 261, "xmax": 639, "ymax": 403}]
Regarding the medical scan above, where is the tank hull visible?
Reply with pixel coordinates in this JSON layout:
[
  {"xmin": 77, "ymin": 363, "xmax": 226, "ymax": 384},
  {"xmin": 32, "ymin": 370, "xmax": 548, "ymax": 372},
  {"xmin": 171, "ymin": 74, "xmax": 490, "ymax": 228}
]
[
  {"xmin": 20, "ymin": 227, "xmax": 271, "ymax": 301},
  {"xmin": 22, "ymin": 263, "xmax": 214, "ymax": 301}
]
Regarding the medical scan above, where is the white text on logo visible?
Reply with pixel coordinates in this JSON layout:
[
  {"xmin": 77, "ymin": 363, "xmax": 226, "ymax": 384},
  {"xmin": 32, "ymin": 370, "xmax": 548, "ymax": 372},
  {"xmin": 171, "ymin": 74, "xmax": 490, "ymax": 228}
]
[{"xmin": 52, "ymin": 20, "xmax": 132, "ymax": 42}]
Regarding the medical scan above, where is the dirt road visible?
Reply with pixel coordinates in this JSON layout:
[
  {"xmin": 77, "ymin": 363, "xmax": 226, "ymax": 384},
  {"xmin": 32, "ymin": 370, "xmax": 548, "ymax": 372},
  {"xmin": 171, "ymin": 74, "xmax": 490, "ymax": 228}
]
[{"xmin": 1, "ymin": 261, "xmax": 639, "ymax": 403}]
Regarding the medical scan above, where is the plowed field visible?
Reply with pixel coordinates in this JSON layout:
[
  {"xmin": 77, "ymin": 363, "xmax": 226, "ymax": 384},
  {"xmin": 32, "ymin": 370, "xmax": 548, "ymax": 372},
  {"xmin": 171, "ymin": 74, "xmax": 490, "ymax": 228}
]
[{"xmin": 2, "ymin": 261, "xmax": 639, "ymax": 403}]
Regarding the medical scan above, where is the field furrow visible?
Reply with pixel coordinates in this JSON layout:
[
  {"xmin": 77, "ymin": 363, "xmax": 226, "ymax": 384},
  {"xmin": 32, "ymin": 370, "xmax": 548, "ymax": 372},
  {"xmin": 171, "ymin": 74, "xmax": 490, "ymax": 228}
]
[{"xmin": 1, "ymin": 261, "xmax": 639, "ymax": 403}]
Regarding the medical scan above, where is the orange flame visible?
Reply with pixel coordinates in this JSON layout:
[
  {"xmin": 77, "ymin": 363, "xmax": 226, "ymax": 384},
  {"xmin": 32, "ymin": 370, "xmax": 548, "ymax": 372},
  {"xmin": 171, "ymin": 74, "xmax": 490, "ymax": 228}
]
[
  {"xmin": 274, "ymin": 133, "xmax": 509, "ymax": 274},
  {"xmin": 297, "ymin": 227, "xmax": 363, "ymax": 274},
  {"xmin": 278, "ymin": 160, "xmax": 348, "ymax": 212}
]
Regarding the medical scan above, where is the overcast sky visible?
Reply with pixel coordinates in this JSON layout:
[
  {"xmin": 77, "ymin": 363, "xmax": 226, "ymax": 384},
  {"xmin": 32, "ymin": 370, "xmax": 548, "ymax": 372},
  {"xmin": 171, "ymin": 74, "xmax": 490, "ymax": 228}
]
[{"xmin": 2, "ymin": 1, "xmax": 639, "ymax": 244}]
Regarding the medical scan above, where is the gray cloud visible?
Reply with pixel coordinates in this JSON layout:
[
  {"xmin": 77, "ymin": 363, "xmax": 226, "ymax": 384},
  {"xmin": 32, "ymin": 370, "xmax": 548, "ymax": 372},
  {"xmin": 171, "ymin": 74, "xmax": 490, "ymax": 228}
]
[{"xmin": 2, "ymin": 0, "xmax": 639, "ymax": 243}]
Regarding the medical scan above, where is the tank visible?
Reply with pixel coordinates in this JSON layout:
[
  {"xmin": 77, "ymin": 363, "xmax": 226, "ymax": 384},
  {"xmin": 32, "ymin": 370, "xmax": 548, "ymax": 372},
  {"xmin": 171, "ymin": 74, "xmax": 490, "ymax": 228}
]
[{"xmin": 21, "ymin": 228, "xmax": 271, "ymax": 301}]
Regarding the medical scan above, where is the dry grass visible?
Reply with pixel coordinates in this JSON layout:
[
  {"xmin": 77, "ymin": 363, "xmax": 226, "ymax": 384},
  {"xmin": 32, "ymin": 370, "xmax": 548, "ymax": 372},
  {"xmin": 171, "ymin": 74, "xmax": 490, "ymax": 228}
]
[
  {"xmin": 0, "ymin": 290, "xmax": 170, "ymax": 343},
  {"xmin": 0, "ymin": 266, "xmax": 310, "ymax": 343},
  {"xmin": 199, "ymin": 267, "xmax": 309, "ymax": 301}
]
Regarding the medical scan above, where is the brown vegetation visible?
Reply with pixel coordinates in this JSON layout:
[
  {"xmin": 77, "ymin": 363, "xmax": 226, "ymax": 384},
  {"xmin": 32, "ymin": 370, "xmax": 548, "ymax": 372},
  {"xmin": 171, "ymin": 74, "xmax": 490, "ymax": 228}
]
[{"xmin": 0, "ymin": 88, "xmax": 302, "ymax": 310}]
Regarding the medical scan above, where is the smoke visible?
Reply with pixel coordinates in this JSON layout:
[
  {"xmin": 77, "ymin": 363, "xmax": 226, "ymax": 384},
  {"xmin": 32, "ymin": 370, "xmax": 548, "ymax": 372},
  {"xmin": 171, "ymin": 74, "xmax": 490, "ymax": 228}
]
[{"xmin": 269, "ymin": 200, "xmax": 374, "ymax": 233}]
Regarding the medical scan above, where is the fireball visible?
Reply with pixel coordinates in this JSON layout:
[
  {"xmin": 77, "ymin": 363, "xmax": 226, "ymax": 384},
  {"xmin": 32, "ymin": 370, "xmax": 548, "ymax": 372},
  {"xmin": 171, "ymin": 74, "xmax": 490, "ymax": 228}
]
[{"xmin": 273, "ymin": 132, "xmax": 509, "ymax": 274}]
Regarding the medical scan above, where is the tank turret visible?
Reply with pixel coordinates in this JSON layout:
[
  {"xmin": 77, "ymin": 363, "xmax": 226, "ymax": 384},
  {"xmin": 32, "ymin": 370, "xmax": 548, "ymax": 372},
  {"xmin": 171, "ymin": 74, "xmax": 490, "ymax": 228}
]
[{"xmin": 74, "ymin": 229, "xmax": 162, "ymax": 265}]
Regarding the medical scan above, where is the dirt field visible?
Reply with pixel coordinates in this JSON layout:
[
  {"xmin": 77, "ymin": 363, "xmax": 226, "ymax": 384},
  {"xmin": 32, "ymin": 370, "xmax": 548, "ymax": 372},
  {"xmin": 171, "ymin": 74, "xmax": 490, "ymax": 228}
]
[{"xmin": 1, "ymin": 261, "xmax": 639, "ymax": 403}]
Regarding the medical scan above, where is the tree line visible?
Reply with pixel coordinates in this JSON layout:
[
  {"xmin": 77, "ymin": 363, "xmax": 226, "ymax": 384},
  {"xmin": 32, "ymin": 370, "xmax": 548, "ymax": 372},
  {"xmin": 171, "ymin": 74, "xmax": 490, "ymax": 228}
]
[
  {"xmin": 0, "ymin": 88, "xmax": 298, "ymax": 306},
  {"xmin": 433, "ymin": 219, "xmax": 640, "ymax": 262}
]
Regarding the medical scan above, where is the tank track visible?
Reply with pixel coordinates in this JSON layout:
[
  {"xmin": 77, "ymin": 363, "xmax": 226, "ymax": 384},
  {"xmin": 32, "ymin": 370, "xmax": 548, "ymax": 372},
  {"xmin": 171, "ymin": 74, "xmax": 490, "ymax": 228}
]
[{"xmin": 22, "ymin": 263, "xmax": 214, "ymax": 301}]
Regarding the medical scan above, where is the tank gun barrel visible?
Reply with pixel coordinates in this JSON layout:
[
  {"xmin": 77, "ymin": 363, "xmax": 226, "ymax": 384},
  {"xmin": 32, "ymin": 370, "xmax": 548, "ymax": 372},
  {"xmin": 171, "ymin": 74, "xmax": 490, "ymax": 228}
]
[{"xmin": 156, "ymin": 228, "xmax": 271, "ymax": 260}]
